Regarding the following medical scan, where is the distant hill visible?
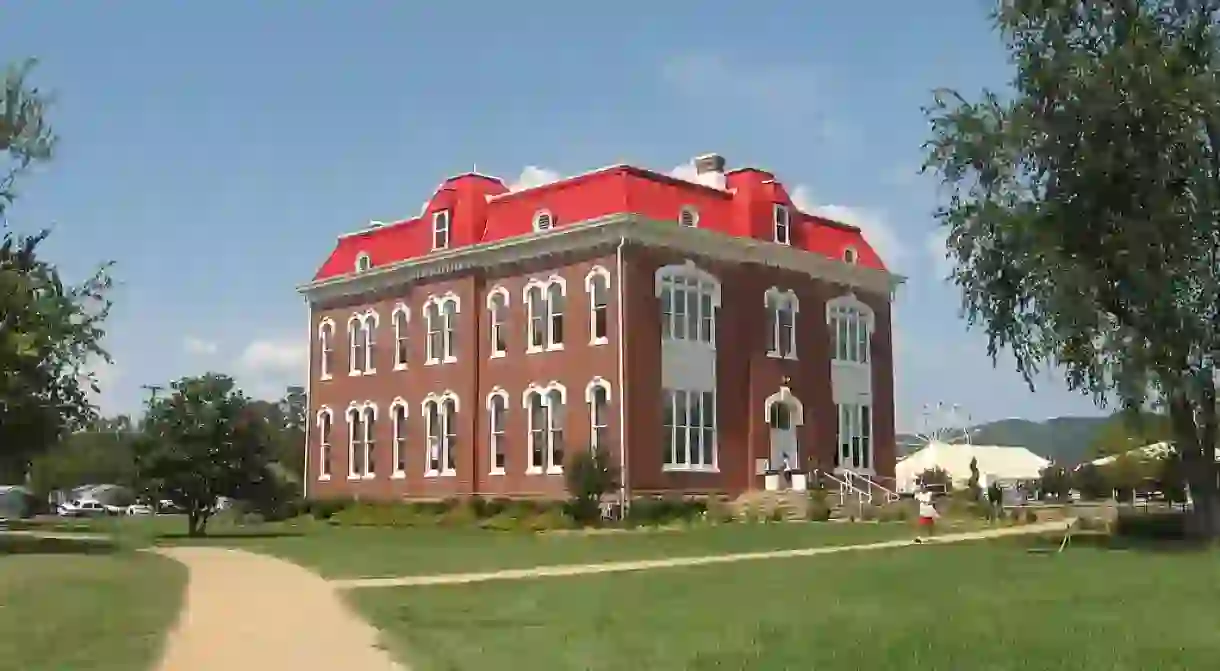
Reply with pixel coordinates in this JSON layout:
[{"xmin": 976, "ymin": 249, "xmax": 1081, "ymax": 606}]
[{"xmin": 897, "ymin": 416, "xmax": 1110, "ymax": 466}]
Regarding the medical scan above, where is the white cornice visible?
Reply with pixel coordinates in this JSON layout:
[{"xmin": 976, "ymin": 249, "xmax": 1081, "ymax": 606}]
[{"xmin": 298, "ymin": 213, "xmax": 905, "ymax": 303}]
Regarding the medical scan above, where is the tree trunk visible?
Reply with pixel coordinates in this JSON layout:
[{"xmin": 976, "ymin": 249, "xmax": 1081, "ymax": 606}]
[
  {"xmin": 1169, "ymin": 391, "xmax": 1220, "ymax": 541},
  {"xmin": 186, "ymin": 510, "xmax": 210, "ymax": 537}
]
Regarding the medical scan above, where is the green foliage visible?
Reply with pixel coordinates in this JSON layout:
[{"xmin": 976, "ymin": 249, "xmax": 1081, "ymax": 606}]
[
  {"xmin": 562, "ymin": 446, "xmax": 620, "ymax": 525},
  {"xmin": 1039, "ymin": 464, "xmax": 1072, "ymax": 501},
  {"xmin": 27, "ymin": 425, "xmax": 137, "ymax": 495},
  {"xmin": 1114, "ymin": 511, "xmax": 1190, "ymax": 541},
  {"xmin": 626, "ymin": 496, "xmax": 706, "ymax": 526},
  {"xmin": 922, "ymin": 0, "xmax": 1220, "ymax": 536},
  {"xmin": 806, "ymin": 489, "xmax": 832, "ymax": 522},
  {"xmin": 1088, "ymin": 411, "xmax": 1173, "ymax": 458},
  {"xmin": 1, "ymin": 59, "xmax": 55, "ymax": 212},
  {"xmin": 133, "ymin": 373, "xmax": 276, "ymax": 536},
  {"xmin": 1072, "ymin": 464, "xmax": 1112, "ymax": 501}
]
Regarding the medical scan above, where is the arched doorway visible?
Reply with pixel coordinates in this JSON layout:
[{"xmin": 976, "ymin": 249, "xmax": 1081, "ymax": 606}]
[{"xmin": 764, "ymin": 387, "xmax": 804, "ymax": 471}]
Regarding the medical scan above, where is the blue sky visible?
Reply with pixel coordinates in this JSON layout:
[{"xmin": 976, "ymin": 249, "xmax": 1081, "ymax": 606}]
[{"xmin": 3, "ymin": 0, "xmax": 1106, "ymax": 431}]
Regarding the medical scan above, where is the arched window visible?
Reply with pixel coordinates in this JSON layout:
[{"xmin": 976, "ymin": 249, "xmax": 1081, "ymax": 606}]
[
  {"xmin": 827, "ymin": 295, "xmax": 874, "ymax": 364},
  {"xmin": 316, "ymin": 407, "xmax": 334, "ymax": 480},
  {"xmin": 347, "ymin": 315, "xmax": 365, "ymax": 375},
  {"xmin": 843, "ymin": 247, "xmax": 858, "ymax": 264},
  {"xmin": 487, "ymin": 388, "xmax": 508, "ymax": 474},
  {"xmin": 355, "ymin": 252, "xmax": 372, "ymax": 272},
  {"xmin": 317, "ymin": 319, "xmax": 335, "ymax": 380},
  {"xmin": 523, "ymin": 382, "xmax": 566, "ymax": 474},
  {"xmin": 347, "ymin": 402, "xmax": 376, "ymax": 478},
  {"xmin": 679, "ymin": 206, "xmax": 699, "ymax": 228},
  {"xmin": 533, "ymin": 209, "xmax": 554, "ymax": 231},
  {"xmin": 765, "ymin": 288, "xmax": 800, "ymax": 359},
  {"xmin": 524, "ymin": 276, "xmax": 566, "ymax": 352},
  {"xmin": 655, "ymin": 262, "xmax": 721, "ymax": 346},
  {"xmin": 423, "ymin": 392, "xmax": 459, "ymax": 476},
  {"xmin": 392, "ymin": 305, "xmax": 409, "ymax": 369},
  {"xmin": 586, "ymin": 378, "xmax": 612, "ymax": 451},
  {"xmin": 390, "ymin": 399, "xmax": 408, "ymax": 477},
  {"xmin": 487, "ymin": 287, "xmax": 509, "ymax": 357},
  {"xmin": 424, "ymin": 293, "xmax": 460, "ymax": 364},
  {"xmin": 585, "ymin": 267, "xmax": 611, "ymax": 345}
]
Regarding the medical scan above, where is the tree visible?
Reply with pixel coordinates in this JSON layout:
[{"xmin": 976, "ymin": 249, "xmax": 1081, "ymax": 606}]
[
  {"xmin": 967, "ymin": 456, "xmax": 982, "ymax": 500},
  {"xmin": 0, "ymin": 60, "xmax": 112, "ymax": 481},
  {"xmin": 1039, "ymin": 464, "xmax": 1072, "ymax": 501},
  {"xmin": 563, "ymin": 446, "xmax": 620, "ymax": 525},
  {"xmin": 923, "ymin": 0, "xmax": 1220, "ymax": 538},
  {"xmin": 28, "ymin": 421, "xmax": 138, "ymax": 495},
  {"xmin": 1089, "ymin": 410, "xmax": 1174, "ymax": 458},
  {"xmin": 1073, "ymin": 463, "xmax": 1112, "ymax": 501},
  {"xmin": 133, "ymin": 373, "xmax": 275, "ymax": 536}
]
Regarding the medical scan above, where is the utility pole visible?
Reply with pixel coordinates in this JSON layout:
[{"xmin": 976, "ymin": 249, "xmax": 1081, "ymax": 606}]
[{"xmin": 140, "ymin": 384, "xmax": 164, "ymax": 406}]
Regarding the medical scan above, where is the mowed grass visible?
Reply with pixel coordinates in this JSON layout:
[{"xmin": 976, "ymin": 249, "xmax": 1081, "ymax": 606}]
[
  {"xmin": 350, "ymin": 537, "xmax": 1220, "ymax": 671},
  {"xmin": 0, "ymin": 535, "xmax": 187, "ymax": 671},
  {"xmin": 9, "ymin": 514, "xmax": 965, "ymax": 579}
]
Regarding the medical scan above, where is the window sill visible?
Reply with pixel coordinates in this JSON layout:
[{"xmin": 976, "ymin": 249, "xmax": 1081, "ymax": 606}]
[
  {"xmin": 525, "ymin": 467, "xmax": 544, "ymax": 475},
  {"xmin": 526, "ymin": 346, "xmax": 545, "ymax": 355},
  {"xmin": 317, "ymin": 474, "xmax": 332, "ymax": 482},
  {"xmin": 442, "ymin": 356, "xmax": 458, "ymax": 364},
  {"xmin": 424, "ymin": 469, "xmax": 439, "ymax": 478},
  {"xmin": 346, "ymin": 474, "xmax": 362, "ymax": 481},
  {"xmin": 489, "ymin": 468, "xmax": 505, "ymax": 476},
  {"xmin": 831, "ymin": 360, "xmax": 871, "ymax": 368},
  {"xmin": 662, "ymin": 465, "xmax": 720, "ymax": 473},
  {"xmin": 440, "ymin": 469, "xmax": 457, "ymax": 477},
  {"xmin": 391, "ymin": 471, "xmax": 406, "ymax": 480},
  {"xmin": 348, "ymin": 370, "xmax": 363, "ymax": 377},
  {"xmin": 392, "ymin": 363, "xmax": 408, "ymax": 371},
  {"xmin": 362, "ymin": 473, "xmax": 376, "ymax": 480},
  {"xmin": 546, "ymin": 466, "xmax": 564, "ymax": 475},
  {"xmin": 319, "ymin": 374, "xmax": 333, "ymax": 382},
  {"xmin": 490, "ymin": 351, "xmax": 506, "ymax": 359},
  {"xmin": 365, "ymin": 368, "xmax": 377, "ymax": 375},
  {"xmin": 545, "ymin": 344, "xmax": 565, "ymax": 352},
  {"xmin": 424, "ymin": 358, "xmax": 440, "ymax": 366},
  {"xmin": 765, "ymin": 351, "xmax": 799, "ymax": 361},
  {"xmin": 590, "ymin": 337, "xmax": 609, "ymax": 346}
]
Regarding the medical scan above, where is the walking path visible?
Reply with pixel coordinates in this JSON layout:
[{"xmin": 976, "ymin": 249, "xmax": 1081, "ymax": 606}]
[
  {"xmin": 332, "ymin": 520, "xmax": 1074, "ymax": 589},
  {"xmin": 152, "ymin": 546, "xmax": 406, "ymax": 671}
]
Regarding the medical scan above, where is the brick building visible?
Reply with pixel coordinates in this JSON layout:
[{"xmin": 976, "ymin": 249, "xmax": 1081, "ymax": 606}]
[{"xmin": 299, "ymin": 154, "xmax": 903, "ymax": 502}]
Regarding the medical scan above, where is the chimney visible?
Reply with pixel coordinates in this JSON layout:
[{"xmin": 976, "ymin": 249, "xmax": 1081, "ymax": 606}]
[{"xmin": 694, "ymin": 153, "xmax": 726, "ymax": 175}]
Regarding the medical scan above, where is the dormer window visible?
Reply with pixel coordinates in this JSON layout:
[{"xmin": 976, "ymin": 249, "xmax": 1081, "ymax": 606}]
[
  {"xmin": 354, "ymin": 252, "xmax": 372, "ymax": 272},
  {"xmin": 679, "ymin": 206, "xmax": 699, "ymax": 228},
  {"xmin": 843, "ymin": 247, "xmax": 858, "ymax": 264},
  {"xmin": 533, "ymin": 210, "xmax": 554, "ymax": 232},
  {"xmin": 432, "ymin": 210, "xmax": 451, "ymax": 251},
  {"xmin": 773, "ymin": 205, "xmax": 791, "ymax": 245}
]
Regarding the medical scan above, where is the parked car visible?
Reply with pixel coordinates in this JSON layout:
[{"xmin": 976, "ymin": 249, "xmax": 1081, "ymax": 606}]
[
  {"xmin": 126, "ymin": 504, "xmax": 155, "ymax": 516},
  {"xmin": 59, "ymin": 499, "xmax": 110, "ymax": 518}
]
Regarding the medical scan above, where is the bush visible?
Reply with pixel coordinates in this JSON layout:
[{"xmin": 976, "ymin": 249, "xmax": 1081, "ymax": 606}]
[
  {"xmin": 877, "ymin": 500, "xmax": 914, "ymax": 522},
  {"xmin": 626, "ymin": 496, "xmax": 705, "ymax": 526},
  {"xmin": 705, "ymin": 497, "xmax": 735, "ymax": 523},
  {"xmin": 525, "ymin": 508, "xmax": 574, "ymax": 531},
  {"xmin": 1114, "ymin": 511, "xmax": 1189, "ymax": 540},
  {"xmin": 1023, "ymin": 508, "xmax": 1039, "ymax": 525},
  {"xmin": 303, "ymin": 497, "xmax": 354, "ymax": 520},
  {"xmin": 806, "ymin": 494, "xmax": 832, "ymax": 522},
  {"xmin": 439, "ymin": 501, "xmax": 480, "ymax": 527},
  {"xmin": 478, "ymin": 512, "xmax": 521, "ymax": 532},
  {"xmin": 564, "ymin": 446, "xmax": 620, "ymax": 526}
]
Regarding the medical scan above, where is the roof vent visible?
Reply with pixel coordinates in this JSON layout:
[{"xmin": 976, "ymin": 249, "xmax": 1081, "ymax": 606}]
[{"xmin": 694, "ymin": 153, "xmax": 726, "ymax": 175}]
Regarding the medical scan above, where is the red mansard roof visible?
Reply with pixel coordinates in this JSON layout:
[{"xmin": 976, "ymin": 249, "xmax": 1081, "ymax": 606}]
[{"xmin": 312, "ymin": 160, "xmax": 888, "ymax": 281}]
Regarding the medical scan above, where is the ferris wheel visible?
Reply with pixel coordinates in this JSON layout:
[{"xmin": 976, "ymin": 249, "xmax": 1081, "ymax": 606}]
[{"xmin": 912, "ymin": 401, "xmax": 975, "ymax": 448}]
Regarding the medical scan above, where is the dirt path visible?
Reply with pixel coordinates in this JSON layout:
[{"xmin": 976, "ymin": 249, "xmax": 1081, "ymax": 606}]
[
  {"xmin": 153, "ymin": 547, "xmax": 405, "ymax": 671},
  {"xmin": 332, "ymin": 520, "xmax": 1074, "ymax": 590}
]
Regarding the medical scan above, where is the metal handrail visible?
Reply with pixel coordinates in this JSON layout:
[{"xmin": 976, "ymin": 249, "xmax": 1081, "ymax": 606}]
[
  {"xmin": 812, "ymin": 468, "xmax": 869, "ymax": 507},
  {"xmin": 842, "ymin": 470, "xmax": 901, "ymax": 504}
]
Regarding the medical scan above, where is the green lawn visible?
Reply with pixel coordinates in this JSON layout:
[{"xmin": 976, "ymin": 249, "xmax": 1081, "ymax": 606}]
[
  {"xmin": 0, "ymin": 535, "xmax": 187, "ymax": 671},
  {"xmin": 350, "ymin": 536, "xmax": 1220, "ymax": 671}
]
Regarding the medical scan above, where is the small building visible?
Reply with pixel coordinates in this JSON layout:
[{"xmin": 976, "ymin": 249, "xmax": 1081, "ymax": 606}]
[{"xmin": 896, "ymin": 441, "xmax": 1049, "ymax": 493}]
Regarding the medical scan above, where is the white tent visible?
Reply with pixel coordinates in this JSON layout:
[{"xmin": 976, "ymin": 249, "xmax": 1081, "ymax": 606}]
[{"xmin": 895, "ymin": 441, "xmax": 1050, "ymax": 493}]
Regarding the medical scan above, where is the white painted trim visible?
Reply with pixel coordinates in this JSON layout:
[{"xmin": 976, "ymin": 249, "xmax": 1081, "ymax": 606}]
[
  {"xmin": 304, "ymin": 300, "xmax": 314, "ymax": 498},
  {"xmin": 662, "ymin": 465, "xmax": 721, "ymax": 473},
  {"xmin": 585, "ymin": 265, "xmax": 611, "ymax": 346},
  {"xmin": 679, "ymin": 205, "xmax": 699, "ymax": 228},
  {"xmin": 764, "ymin": 386, "xmax": 805, "ymax": 426},
  {"xmin": 772, "ymin": 203, "xmax": 791, "ymax": 245},
  {"xmin": 615, "ymin": 237, "xmax": 628, "ymax": 502},
  {"xmin": 421, "ymin": 391, "xmax": 460, "ymax": 476},
  {"xmin": 843, "ymin": 246, "xmax": 859, "ymax": 264},
  {"xmin": 486, "ymin": 285, "xmax": 510, "ymax": 309},
  {"xmin": 300, "ymin": 214, "xmax": 904, "ymax": 303},
  {"xmin": 355, "ymin": 252, "xmax": 372, "ymax": 272},
  {"xmin": 389, "ymin": 397, "xmax": 409, "ymax": 478},
  {"xmin": 391, "ymin": 303, "xmax": 410, "ymax": 370},
  {"xmin": 431, "ymin": 210, "xmax": 451, "ymax": 251},
  {"xmin": 315, "ymin": 406, "xmax": 333, "ymax": 482},
  {"xmin": 764, "ymin": 286, "xmax": 800, "ymax": 360},
  {"xmin": 584, "ymin": 376, "xmax": 612, "ymax": 403},
  {"xmin": 654, "ymin": 261, "xmax": 723, "ymax": 305},
  {"xmin": 316, "ymin": 317, "xmax": 336, "ymax": 381},
  {"xmin": 532, "ymin": 208, "xmax": 555, "ymax": 231}
]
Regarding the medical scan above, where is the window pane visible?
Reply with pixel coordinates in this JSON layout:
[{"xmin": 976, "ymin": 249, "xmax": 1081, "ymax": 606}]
[
  {"xmin": 673, "ymin": 288, "xmax": 687, "ymax": 339},
  {"xmin": 686, "ymin": 290, "xmax": 698, "ymax": 340}
]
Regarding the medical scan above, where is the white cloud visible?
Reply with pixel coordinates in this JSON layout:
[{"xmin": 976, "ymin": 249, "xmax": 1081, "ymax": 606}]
[
  {"xmin": 182, "ymin": 336, "xmax": 219, "ymax": 356},
  {"xmin": 237, "ymin": 338, "xmax": 307, "ymax": 400},
  {"xmin": 790, "ymin": 185, "xmax": 903, "ymax": 269},
  {"xmin": 507, "ymin": 166, "xmax": 561, "ymax": 191}
]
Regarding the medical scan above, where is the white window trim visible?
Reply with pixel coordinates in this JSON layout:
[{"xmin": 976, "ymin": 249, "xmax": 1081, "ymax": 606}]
[
  {"xmin": 764, "ymin": 287, "xmax": 800, "ymax": 361},
  {"xmin": 836, "ymin": 402, "xmax": 874, "ymax": 474},
  {"xmin": 584, "ymin": 266, "xmax": 611, "ymax": 346},
  {"xmin": 389, "ymin": 397, "xmax": 408, "ymax": 479},
  {"xmin": 773, "ymin": 204, "xmax": 791, "ymax": 246},
  {"xmin": 679, "ymin": 205, "xmax": 699, "ymax": 228},
  {"xmin": 355, "ymin": 252, "xmax": 372, "ymax": 272},
  {"xmin": 522, "ymin": 381, "xmax": 567, "ymax": 475},
  {"xmin": 843, "ymin": 246, "xmax": 859, "ymax": 264},
  {"xmin": 391, "ymin": 304, "xmax": 410, "ymax": 371},
  {"xmin": 523, "ymin": 275, "xmax": 566, "ymax": 353},
  {"xmin": 486, "ymin": 387, "xmax": 509, "ymax": 475},
  {"xmin": 827, "ymin": 293, "xmax": 876, "ymax": 366},
  {"xmin": 661, "ymin": 388, "xmax": 720, "ymax": 473},
  {"xmin": 431, "ymin": 210, "xmax": 451, "ymax": 251},
  {"xmin": 362, "ymin": 402, "xmax": 377, "ymax": 480},
  {"xmin": 315, "ymin": 406, "xmax": 334, "ymax": 481},
  {"xmin": 585, "ymin": 377, "xmax": 612, "ymax": 451},
  {"xmin": 317, "ymin": 318, "xmax": 336, "ymax": 381},
  {"xmin": 486, "ymin": 286, "xmax": 510, "ymax": 359},
  {"xmin": 654, "ymin": 261, "xmax": 722, "ymax": 347},
  {"xmin": 423, "ymin": 292, "xmax": 461, "ymax": 365},
  {"xmin": 422, "ymin": 390, "xmax": 460, "ymax": 477},
  {"xmin": 347, "ymin": 315, "xmax": 365, "ymax": 376},
  {"xmin": 532, "ymin": 209, "xmax": 554, "ymax": 232},
  {"xmin": 362, "ymin": 309, "xmax": 379, "ymax": 375},
  {"xmin": 346, "ymin": 401, "xmax": 377, "ymax": 480}
]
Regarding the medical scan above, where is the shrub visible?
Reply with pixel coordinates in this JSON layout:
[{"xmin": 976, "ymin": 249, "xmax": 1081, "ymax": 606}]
[
  {"xmin": 439, "ymin": 501, "xmax": 480, "ymax": 527},
  {"xmin": 1114, "ymin": 511, "xmax": 1189, "ymax": 540},
  {"xmin": 705, "ymin": 497, "xmax": 735, "ymax": 523},
  {"xmin": 564, "ymin": 446, "xmax": 620, "ymax": 526},
  {"xmin": 526, "ymin": 508, "xmax": 574, "ymax": 531},
  {"xmin": 303, "ymin": 496, "xmax": 354, "ymax": 520},
  {"xmin": 877, "ymin": 500, "xmax": 913, "ymax": 522},
  {"xmin": 479, "ymin": 512, "xmax": 521, "ymax": 532},
  {"xmin": 856, "ymin": 503, "xmax": 880, "ymax": 522},
  {"xmin": 806, "ymin": 495, "xmax": 831, "ymax": 522},
  {"xmin": 1023, "ymin": 508, "xmax": 1039, "ymax": 525},
  {"xmin": 482, "ymin": 497, "xmax": 514, "ymax": 518},
  {"xmin": 625, "ymin": 496, "xmax": 704, "ymax": 526}
]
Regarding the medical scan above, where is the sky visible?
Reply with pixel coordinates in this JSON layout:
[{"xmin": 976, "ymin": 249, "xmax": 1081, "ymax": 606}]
[{"xmin": 2, "ymin": 0, "xmax": 1107, "ymax": 432}]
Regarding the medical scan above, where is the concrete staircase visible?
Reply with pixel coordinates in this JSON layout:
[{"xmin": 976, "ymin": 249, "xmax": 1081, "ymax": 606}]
[{"xmin": 731, "ymin": 490, "xmax": 810, "ymax": 522}]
